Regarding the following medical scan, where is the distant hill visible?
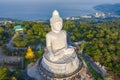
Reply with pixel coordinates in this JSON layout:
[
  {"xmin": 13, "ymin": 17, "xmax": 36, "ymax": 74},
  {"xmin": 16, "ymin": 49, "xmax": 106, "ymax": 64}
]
[
  {"xmin": 0, "ymin": 18, "xmax": 14, "ymax": 21},
  {"xmin": 0, "ymin": 18, "xmax": 21, "ymax": 22},
  {"xmin": 94, "ymin": 3, "xmax": 120, "ymax": 15}
]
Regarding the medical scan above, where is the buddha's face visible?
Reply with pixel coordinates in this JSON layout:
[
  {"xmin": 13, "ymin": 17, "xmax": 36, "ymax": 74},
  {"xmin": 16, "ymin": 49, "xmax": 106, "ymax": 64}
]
[{"xmin": 51, "ymin": 21, "xmax": 62, "ymax": 33}]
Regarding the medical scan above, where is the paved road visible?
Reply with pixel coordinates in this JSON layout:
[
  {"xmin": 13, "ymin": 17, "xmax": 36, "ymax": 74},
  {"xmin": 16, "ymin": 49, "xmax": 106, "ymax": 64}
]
[
  {"xmin": 82, "ymin": 53, "xmax": 106, "ymax": 78},
  {"xmin": 9, "ymin": 32, "xmax": 19, "ymax": 45}
]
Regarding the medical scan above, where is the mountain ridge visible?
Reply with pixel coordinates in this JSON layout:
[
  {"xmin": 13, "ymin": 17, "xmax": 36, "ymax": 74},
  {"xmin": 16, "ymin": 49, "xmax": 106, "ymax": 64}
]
[{"xmin": 94, "ymin": 3, "xmax": 120, "ymax": 15}]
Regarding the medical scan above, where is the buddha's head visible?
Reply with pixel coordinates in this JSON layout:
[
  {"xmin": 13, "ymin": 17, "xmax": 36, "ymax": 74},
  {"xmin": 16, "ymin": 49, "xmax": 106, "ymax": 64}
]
[{"xmin": 50, "ymin": 10, "xmax": 63, "ymax": 33}]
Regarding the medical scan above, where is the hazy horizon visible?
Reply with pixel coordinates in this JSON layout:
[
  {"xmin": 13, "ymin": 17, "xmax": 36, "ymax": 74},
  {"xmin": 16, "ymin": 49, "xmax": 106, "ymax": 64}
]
[
  {"xmin": 0, "ymin": 0, "xmax": 120, "ymax": 3},
  {"xmin": 0, "ymin": 0, "xmax": 120, "ymax": 20}
]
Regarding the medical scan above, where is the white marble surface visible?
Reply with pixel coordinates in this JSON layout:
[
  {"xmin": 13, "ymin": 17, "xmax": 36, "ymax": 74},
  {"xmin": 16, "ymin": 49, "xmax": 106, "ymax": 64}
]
[
  {"xmin": 42, "ymin": 53, "xmax": 79, "ymax": 74},
  {"xmin": 27, "ymin": 10, "xmax": 85, "ymax": 80},
  {"xmin": 41, "ymin": 10, "xmax": 80, "ymax": 74}
]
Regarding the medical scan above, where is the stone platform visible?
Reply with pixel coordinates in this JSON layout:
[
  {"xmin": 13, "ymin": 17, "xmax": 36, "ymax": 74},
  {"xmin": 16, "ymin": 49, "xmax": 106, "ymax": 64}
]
[
  {"xmin": 39, "ymin": 57, "xmax": 84, "ymax": 80},
  {"xmin": 41, "ymin": 52, "xmax": 80, "ymax": 75},
  {"xmin": 27, "ymin": 57, "xmax": 86, "ymax": 80}
]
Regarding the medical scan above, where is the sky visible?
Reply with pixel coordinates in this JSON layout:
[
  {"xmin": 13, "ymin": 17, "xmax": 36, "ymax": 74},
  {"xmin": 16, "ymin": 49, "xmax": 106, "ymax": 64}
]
[
  {"xmin": 0, "ymin": 0, "xmax": 120, "ymax": 20},
  {"xmin": 0, "ymin": 0, "xmax": 120, "ymax": 4}
]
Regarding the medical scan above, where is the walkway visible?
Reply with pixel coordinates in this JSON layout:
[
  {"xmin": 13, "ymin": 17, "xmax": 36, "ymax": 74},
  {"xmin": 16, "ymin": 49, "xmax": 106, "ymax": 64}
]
[{"xmin": 82, "ymin": 53, "xmax": 107, "ymax": 78}]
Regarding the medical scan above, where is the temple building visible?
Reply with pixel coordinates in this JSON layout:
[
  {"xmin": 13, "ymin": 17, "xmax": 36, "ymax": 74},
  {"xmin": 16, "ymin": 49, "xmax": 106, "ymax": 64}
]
[{"xmin": 14, "ymin": 25, "xmax": 24, "ymax": 33}]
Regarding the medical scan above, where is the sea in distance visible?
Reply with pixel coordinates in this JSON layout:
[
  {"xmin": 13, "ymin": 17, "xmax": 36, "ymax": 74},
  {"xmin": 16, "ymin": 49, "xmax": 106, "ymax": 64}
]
[{"xmin": 0, "ymin": 1, "xmax": 119, "ymax": 21}]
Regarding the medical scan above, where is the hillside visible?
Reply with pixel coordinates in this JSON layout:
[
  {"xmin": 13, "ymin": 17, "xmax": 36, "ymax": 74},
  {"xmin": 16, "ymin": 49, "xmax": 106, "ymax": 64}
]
[{"xmin": 94, "ymin": 3, "xmax": 120, "ymax": 15}]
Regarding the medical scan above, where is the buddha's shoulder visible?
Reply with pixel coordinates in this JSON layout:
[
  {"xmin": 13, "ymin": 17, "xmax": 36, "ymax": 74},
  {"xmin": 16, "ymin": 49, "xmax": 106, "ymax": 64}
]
[
  {"xmin": 47, "ymin": 31, "xmax": 53, "ymax": 35},
  {"xmin": 46, "ymin": 30, "xmax": 66, "ymax": 37},
  {"xmin": 46, "ymin": 31, "xmax": 54, "ymax": 37},
  {"xmin": 61, "ymin": 30, "xmax": 66, "ymax": 33}
]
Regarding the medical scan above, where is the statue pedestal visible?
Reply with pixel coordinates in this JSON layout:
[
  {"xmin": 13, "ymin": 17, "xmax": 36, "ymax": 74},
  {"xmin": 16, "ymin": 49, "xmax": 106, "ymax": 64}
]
[
  {"xmin": 41, "ymin": 52, "xmax": 80, "ymax": 74},
  {"xmin": 27, "ymin": 56, "xmax": 88, "ymax": 80},
  {"xmin": 39, "ymin": 57, "xmax": 84, "ymax": 80}
]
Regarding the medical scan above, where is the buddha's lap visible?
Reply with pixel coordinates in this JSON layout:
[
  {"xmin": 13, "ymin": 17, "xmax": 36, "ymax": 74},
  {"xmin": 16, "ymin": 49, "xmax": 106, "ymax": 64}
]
[
  {"xmin": 64, "ymin": 47, "xmax": 74, "ymax": 54},
  {"xmin": 44, "ymin": 52, "xmax": 76, "ymax": 64}
]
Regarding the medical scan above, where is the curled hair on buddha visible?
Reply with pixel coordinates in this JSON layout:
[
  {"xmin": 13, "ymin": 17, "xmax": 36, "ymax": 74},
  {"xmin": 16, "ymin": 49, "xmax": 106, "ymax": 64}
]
[{"xmin": 50, "ymin": 10, "xmax": 63, "ymax": 32}]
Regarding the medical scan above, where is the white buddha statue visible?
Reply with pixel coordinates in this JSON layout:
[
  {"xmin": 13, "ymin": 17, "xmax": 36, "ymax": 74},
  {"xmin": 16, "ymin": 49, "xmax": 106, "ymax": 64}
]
[
  {"xmin": 46, "ymin": 10, "xmax": 75, "ymax": 62},
  {"xmin": 41, "ymin": 10, "xmax": 79, "ymax": 74}
]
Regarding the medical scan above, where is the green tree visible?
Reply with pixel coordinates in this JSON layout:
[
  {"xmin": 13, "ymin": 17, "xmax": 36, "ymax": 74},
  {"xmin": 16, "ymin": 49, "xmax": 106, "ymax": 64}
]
[
  {"xmin": 0, "ymin": 67, "xmax": 10, "ymax": 80},
  {"xmin": 0, "ymin": 27, "xmax": 4, "ymax": 33}
]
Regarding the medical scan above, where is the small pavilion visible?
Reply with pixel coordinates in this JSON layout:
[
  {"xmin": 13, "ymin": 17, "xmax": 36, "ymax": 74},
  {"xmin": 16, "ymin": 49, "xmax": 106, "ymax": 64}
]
[{"xmin": 14, "ymin": 25, "xmax": 24, "ymax": 32}]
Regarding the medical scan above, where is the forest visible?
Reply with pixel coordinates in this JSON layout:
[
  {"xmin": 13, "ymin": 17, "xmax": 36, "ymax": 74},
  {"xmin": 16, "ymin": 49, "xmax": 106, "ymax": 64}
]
[{"xmin": 0, "ymin": 19, "xmax": 120, "ymax": 78}]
